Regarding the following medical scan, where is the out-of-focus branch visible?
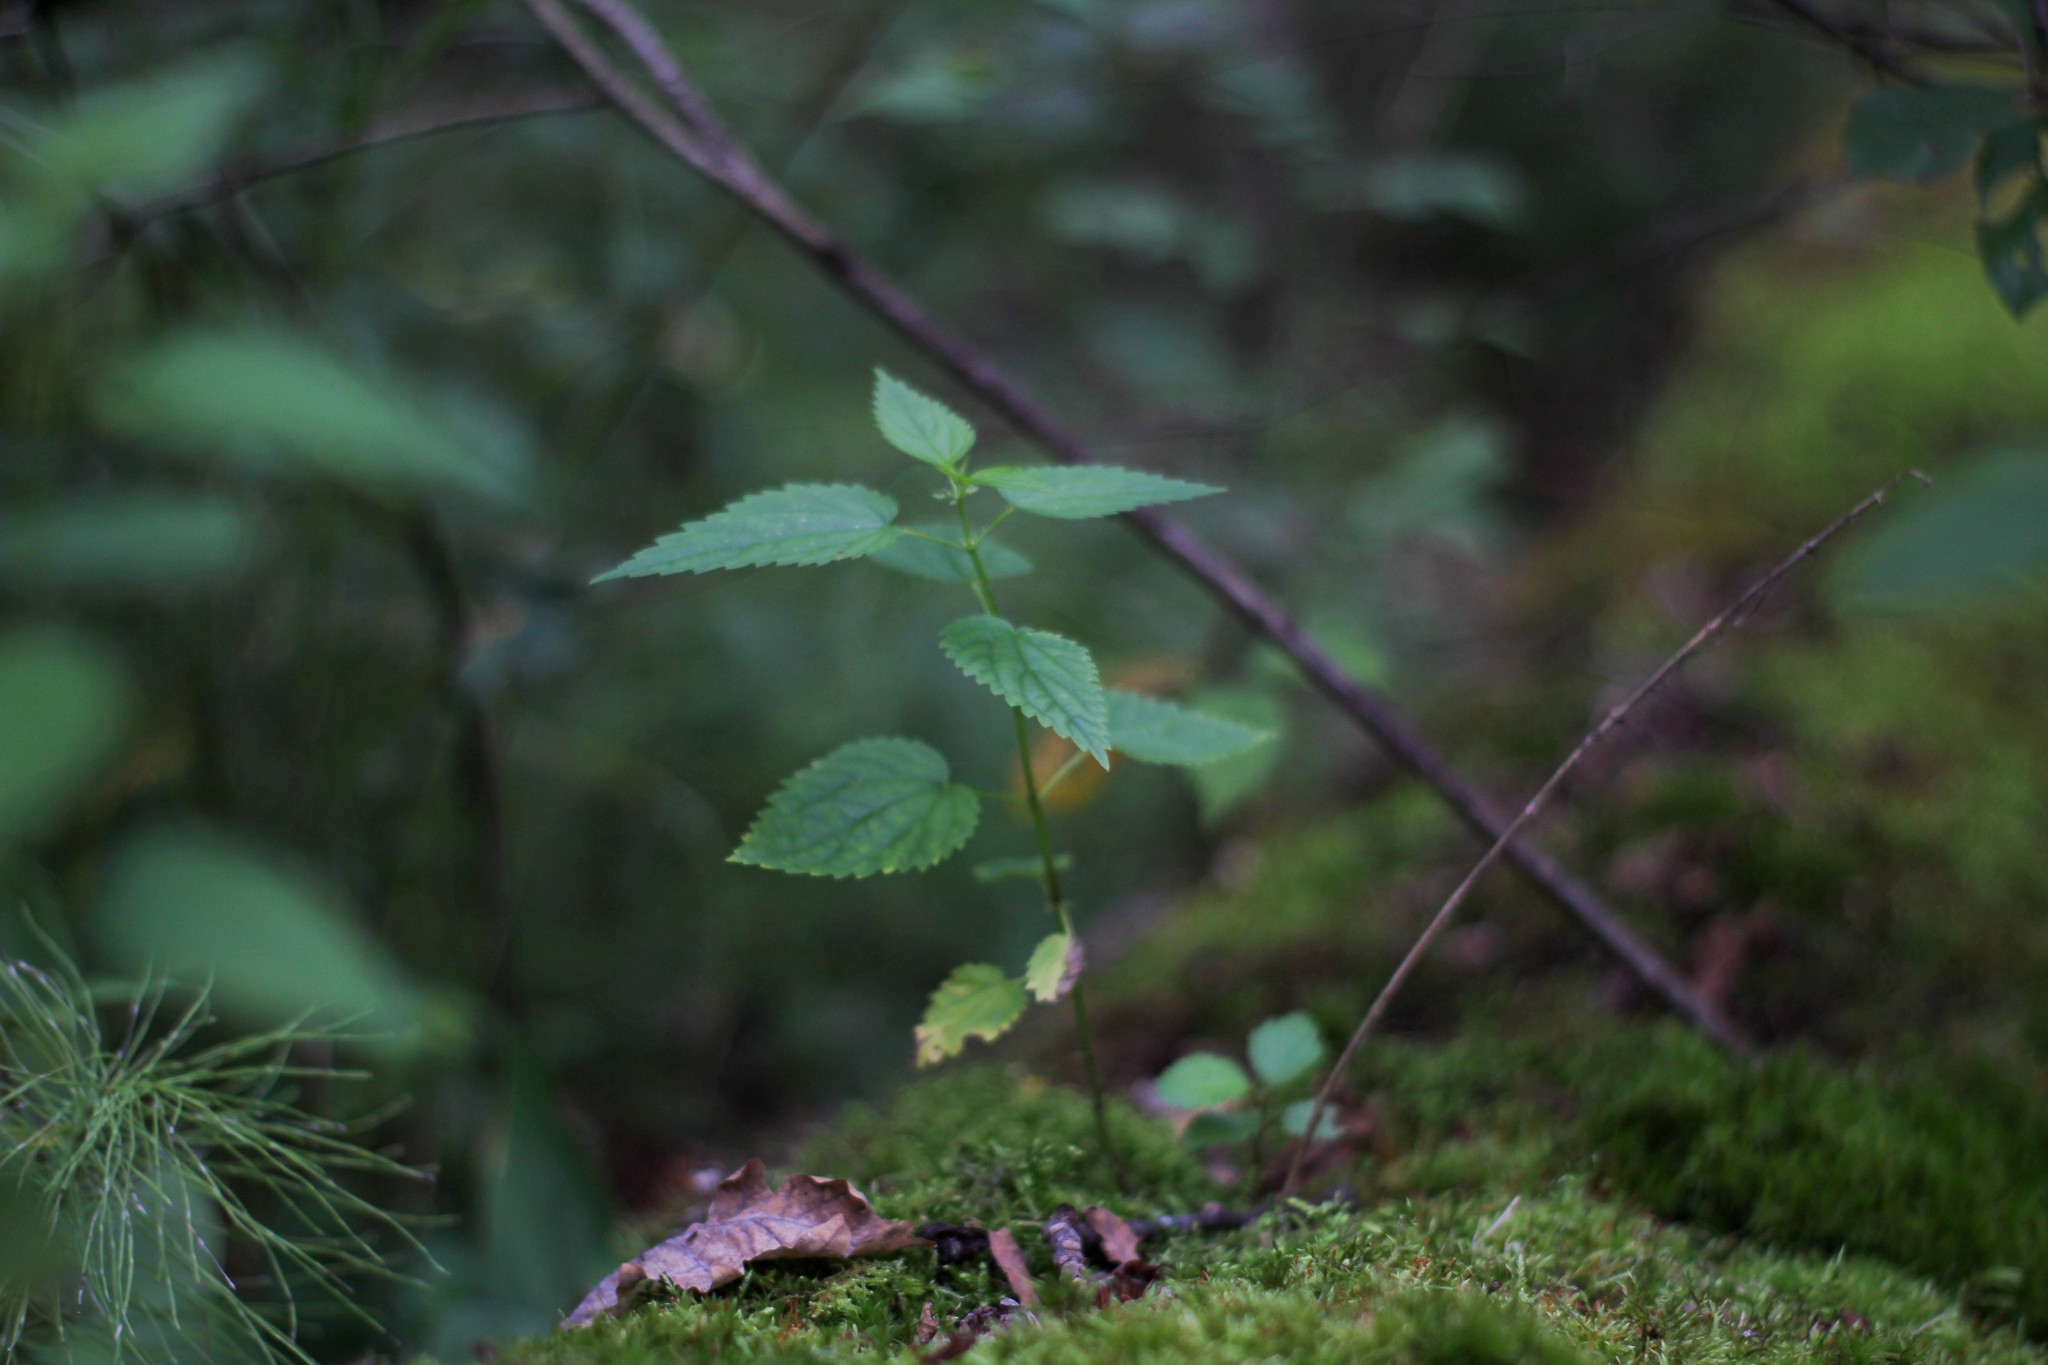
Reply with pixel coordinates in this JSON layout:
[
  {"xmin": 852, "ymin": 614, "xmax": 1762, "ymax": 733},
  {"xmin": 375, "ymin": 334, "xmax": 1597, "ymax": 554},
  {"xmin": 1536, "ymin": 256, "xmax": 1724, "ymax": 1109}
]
[
  {"xmin": 521, "ymin": 0, "xmax": 1750, "ymax": 1053},
  {"xmin": 1280, "ymin": 473, "xmax": 1923, "ymax": 1197},
  {"xmin": 129, "ymin": 88, "xmax": 601, "ymax": 226}
]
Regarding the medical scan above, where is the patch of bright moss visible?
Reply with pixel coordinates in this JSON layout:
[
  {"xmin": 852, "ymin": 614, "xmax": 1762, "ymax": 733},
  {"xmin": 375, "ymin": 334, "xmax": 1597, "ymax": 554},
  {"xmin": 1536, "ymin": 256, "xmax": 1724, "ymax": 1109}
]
[
  {"xmin": 801, "ymin": 1065, "xmax": 1218, "ymax": 1227},
  {"xmin": 1579, "ymin": 1028, "xmax": 2048, "ymax": 1333}
]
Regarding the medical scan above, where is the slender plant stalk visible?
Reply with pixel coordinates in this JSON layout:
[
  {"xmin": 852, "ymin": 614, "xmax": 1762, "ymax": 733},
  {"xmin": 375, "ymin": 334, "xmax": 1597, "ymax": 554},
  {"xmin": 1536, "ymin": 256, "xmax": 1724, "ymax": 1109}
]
[
  {"xmin": 1278, "ymin": 473, "xmax": 1923, "ymax": 1197},
  {"xmin": 518, "ymin": 0, "xmax": 1749, "ymax": 1055},
  {"xmin": 953, "ymin": 488, "xmax": 1124, "ymax": 1179}
]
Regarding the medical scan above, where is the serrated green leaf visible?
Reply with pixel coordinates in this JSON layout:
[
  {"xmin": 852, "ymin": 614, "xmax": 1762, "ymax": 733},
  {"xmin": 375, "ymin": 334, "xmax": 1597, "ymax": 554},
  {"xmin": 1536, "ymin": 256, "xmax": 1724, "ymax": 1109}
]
[
  {"xmin": 1845, "ymin": 83, "xmax": 2016, "ymax": 183},
  {"xmin": 1247, "ymin": 1011, "xmax": 1326, "ymax": 1087},
  {"xmin": 868, "ymin": 521, "xmax": 1031, "ymax": 583},
  {"xmin": 972, "ymin": 464, "xmax": 1222, "ymax": 519},
  {"xmin": 730, "ymin": 738, "xmax": 979, "ymax": 878},
  {"xmin": 915, "ymin": 964, "xmax": 1027, "ymax": 1065},
  {"xmin": 597, "ymin": 484, "xmax": 902, "ymax": 582},
  {"xmin": 97, "ymin": 326, "xmax": 517, "ymax": 503},
  {"xmin": 941, "ymin": 615, "xmax": 1111, "ymax": 765},
  {"xmin": 1024, "ymin": 931, "xmax": 1083, "ymax": 1003},
  {"xmin": 874, "ymin": 370, "xmax": 975, "ymax": 468},
  {"xmin": 1183, "ymin": 1111, "xmax": 1260, "ymax": 1147},
  {"xmin": 1281, "ymin": 1100, "xmax": 1344, "ymax": 1141},
  {"xmin": 1155, "ymin": 1052, "xmax": 1252, "ymax": 1109},
  {"xmin": 971, "ymin": 853, "xmax": 1072, "ymax": 884},
  {"xmin": 1107, "ymin": 690, "xmax": 1271, "ymax": 766}
]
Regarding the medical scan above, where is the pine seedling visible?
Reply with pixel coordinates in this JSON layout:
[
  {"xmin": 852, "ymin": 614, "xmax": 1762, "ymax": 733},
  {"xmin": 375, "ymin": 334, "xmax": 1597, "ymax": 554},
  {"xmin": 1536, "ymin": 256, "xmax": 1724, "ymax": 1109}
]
[
  {"xmin": 596, "ymin": 370, "xmax": 1270, "ymax": 1155},
  {"xmin": 0, "ymin": 939, "xmax": 429, "ymax": 1364}
]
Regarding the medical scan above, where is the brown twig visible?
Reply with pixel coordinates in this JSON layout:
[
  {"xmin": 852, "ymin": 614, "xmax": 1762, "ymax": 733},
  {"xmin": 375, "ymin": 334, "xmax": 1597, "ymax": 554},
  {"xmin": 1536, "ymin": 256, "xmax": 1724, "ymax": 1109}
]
[
  {"xmin": 129, "ymin": 89, "xmax": 601, "ymax": 226},
  {"xmin": 1752, "ymin": 0, "xmax": 1930, "ymax": 81},
  {"xmin": 1279, "ymin": 472, "xmax": 1925, "ymax": 1197},
  {"xmin": 518, "ymin": 0, "xmax": 1749, "ymax": 1051}
]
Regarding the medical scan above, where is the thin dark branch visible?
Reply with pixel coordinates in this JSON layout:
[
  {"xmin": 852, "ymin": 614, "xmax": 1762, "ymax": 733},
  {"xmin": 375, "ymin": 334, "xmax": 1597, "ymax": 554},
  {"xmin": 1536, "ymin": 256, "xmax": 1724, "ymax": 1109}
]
[
  {"xmin": 520, "ymin": 0, "xmax": 1748, "ymax": 1052},
  {"xmin": 130, "ymin": 89, "xmax": 601, "ymax": 225},
  {"xmin": 1750, "ymin": 0, "xmax": 1931, "ymax": 80},
  {"xmin": 1279, "ymin": 472, "xmax": 1924, "ymax": 1197}
]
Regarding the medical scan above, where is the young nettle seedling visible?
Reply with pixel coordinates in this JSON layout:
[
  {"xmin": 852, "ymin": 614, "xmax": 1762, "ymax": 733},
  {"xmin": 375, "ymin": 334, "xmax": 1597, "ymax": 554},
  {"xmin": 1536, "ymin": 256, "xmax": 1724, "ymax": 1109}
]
[
  {"xmin": 1155, "ymin": 1011, "xmax": 1341, "ymax": 1167},
  {"xmin": 596, "ymin": 371, "xmax": 1270, "ymax": 1144}
]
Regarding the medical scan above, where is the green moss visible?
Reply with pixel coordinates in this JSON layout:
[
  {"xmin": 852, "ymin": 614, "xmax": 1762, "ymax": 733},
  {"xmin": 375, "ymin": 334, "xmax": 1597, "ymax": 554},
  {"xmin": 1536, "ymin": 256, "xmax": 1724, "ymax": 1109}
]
[
  {"xmin": 801, "ymin": 1065, "xmax": 1217, "ymax": 1227},
  {"xmin": 1579, "ymin": 1028, "xmax": 2048, "ymax": 1332},
  {"xmin": 494, "ymin": 1037, "xmax": 2048, "ymax": 1365}
]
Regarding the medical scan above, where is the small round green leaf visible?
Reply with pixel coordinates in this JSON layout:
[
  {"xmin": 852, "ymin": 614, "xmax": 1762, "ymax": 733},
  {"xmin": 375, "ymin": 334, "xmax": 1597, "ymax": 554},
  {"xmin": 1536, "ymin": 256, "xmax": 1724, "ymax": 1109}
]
[
  {"xmin": 940, "ymin": 615, "xmax": 1111, "ymax": 765},
  {"xmin": 730, "ymin": 738, "xmax": 980, "ymax": 878},
  {"xmin": 1282, "ymin": 1100, "xmax": 1344, "ymax": 1141},
  {"xmin": 1247, "ymin": 1011, "xmax": 1326, "ymax": 1087},
  {"xmin": 1023, "ymin": 931, "xmax": 1083, "ymax": 1003},
  {"xmin": 868, "ymin": 521, "xmax": 1031, "ymax": 583},
  {"xmin": 1107, "ymin": 689, "xmax": 1271, "ymax": 766},
  {"xmin": 972, "ymin": 464, "xmax": 1221, "ymax": 519},
  {"xmin": 1155, "ymin": 1052, "xmax": 1252, "ymax": 1110},
  {"xmin": 598, "ymin": 484, "xmax": 902, "ymax": 581},
  {"xmin": 1183, "ymin": 1111, "xmax": 1260, "ymax": 1148},
  {"xmin": 915, "ymin": 963, "xmax": 1026, "ymax": 1066},
  {"xmin": 874, "ymin": 370, "xmax": 976, "ymax": 468}
]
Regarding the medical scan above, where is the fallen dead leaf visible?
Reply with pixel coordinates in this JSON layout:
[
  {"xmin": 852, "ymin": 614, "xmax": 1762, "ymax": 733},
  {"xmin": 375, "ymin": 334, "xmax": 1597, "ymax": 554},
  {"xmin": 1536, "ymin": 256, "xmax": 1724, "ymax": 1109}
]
[
  {"xmin": 986, "ymin": 1227, "xmax": 1040, "ymax": 1308},
  {"xmin": 1082, "ymin": 1206, "xmax": 1142, "ymax": 1265},
  {"xmin": 562, "ymin": 1159, "xmax": 923, "ymax": 1327}
]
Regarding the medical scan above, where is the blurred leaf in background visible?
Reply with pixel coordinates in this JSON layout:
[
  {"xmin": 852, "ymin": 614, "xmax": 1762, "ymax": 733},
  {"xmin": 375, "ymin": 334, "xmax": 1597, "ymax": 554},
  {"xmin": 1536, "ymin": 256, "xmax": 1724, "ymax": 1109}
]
[
  {"xmin": 0, "ymin": 628, "xmax": 132, "ymax": 852},
  {"xmin": 0, "ymin": 492, "xmax": 261, "ymax": 594},
  {"xmin": 1833, "ymin": 449, "xmax": 2048, "ymax": 610},
  {"xmin": 92, "ymin": 822, "xmax": 428, "ymax": 1041},
  {"xmin": 96, "ymin": 326, "xmax": 525, "ymax": 504}
]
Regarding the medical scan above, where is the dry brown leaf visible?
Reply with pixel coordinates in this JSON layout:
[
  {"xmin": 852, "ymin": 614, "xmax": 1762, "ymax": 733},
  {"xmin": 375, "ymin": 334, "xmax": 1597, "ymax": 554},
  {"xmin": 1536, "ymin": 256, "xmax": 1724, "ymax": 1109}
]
[
  {"xmin": 1082, "ymin": 1206, "xmax": 1142, "ymax": 1265},
  {"xmin": 562, "ymin": 1159, "xmax": 923, "ymax": 1327},
  {"xmin": 986, "ymin": 1227, "xmax": 1040, "ymax": 1308}
]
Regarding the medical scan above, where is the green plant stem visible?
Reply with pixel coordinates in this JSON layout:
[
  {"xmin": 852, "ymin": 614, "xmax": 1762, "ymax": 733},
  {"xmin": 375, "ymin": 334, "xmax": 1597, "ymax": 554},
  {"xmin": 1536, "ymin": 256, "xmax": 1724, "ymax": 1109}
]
[{"xmin": 955, "ymin": 485, "xmax": 1124, "ymax": 1184}]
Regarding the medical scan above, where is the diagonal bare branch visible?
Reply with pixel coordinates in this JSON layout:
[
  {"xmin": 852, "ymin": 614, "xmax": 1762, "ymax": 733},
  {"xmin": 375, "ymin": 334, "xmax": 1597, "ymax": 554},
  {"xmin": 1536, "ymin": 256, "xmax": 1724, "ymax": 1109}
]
[{"xmin": 519, "ymin": 0, "xmax": 1748, "ymax": 1052}]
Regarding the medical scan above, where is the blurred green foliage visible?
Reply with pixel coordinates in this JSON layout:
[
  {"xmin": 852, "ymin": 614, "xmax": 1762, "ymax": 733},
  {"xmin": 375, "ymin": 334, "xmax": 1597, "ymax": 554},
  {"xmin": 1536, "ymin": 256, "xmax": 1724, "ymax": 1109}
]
[{"xmin": 11, "ymin": 0, "xmax": 2035, "ymax": 1357}]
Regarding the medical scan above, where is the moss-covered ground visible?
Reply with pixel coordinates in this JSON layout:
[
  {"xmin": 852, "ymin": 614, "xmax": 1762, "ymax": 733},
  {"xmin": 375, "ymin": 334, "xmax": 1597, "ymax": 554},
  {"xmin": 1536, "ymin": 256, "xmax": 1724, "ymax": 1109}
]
[
  {"xmin": 500, "ymin": 1040, "xmax": 2048, "ymax": 1365},
  {"xmin": 489, "ymin": 185, "xmax": 2048, "ymax": 1365}
]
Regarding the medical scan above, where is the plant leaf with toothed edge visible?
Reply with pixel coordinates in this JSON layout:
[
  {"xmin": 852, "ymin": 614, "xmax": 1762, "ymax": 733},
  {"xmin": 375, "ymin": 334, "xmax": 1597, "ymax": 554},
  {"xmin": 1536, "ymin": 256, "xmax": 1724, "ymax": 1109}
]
[
  {"xmin": 940, "ymin": 615, "xmax": 1111, "ymax": 765},
  {"xmin": 1155, "ymin": 1052, "xmax": 1251, "ymax": 1109},
  {"xmin": 597, "ymin": 484, "xmax": 902, "ymax": 581},
  {"xmin": 1024, "ymin": 932, "xmax": 1083, "ymax": 1003},
  {"xmin": 971, "ymin": 464, "xmax": 1221, "ymax": 520},
  {"xmin": 1107, "ymin": 690, "xmax": 1271, "ymax": 766},
  {"xmin": 868, "ymin": 521, "xmax": 1031, "ymax": 583},
  {"xmin": 915, "ymin": 964, "xmax": 1026, "ymax": 1065},
  {"xmin": 873, "ymin": 370, "xmax": 975, "ymax": 468},
  {"xmin": 731, "ymin": 739, "xmax": 979, "ymax": 878},
  {"xmin": 1247, "ymin": 1011, "xmax": 1326, "ymax": 1087}
]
